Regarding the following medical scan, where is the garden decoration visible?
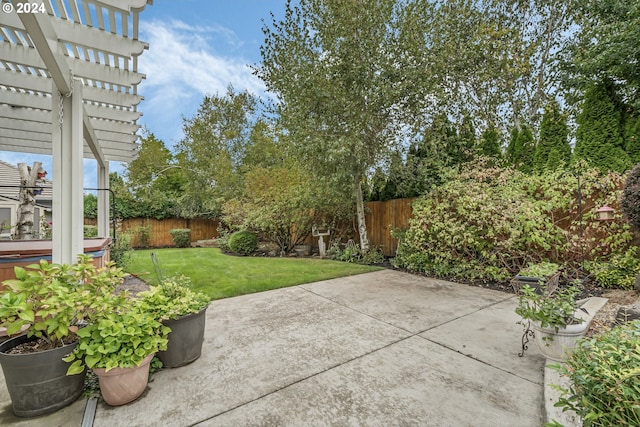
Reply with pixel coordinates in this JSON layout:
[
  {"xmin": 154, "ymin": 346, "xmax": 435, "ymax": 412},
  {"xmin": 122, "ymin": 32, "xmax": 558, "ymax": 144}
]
[{"xmin": 312, "ymin": 223, "xmax": 331, "ymax": 257}]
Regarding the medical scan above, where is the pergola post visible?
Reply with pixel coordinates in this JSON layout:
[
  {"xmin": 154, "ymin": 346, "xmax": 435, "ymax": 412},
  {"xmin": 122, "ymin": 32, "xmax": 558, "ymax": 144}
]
[
  {"xmin": 97, "ymin": 162, "xmax": 110, "ymax": 238},
  {"xmin": 52, "ymin": 79, "xmax": 84, "ymax": 265}
]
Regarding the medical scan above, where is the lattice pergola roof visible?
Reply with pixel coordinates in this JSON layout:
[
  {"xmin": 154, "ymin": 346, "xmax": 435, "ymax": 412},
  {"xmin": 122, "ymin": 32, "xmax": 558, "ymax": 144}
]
[
  {"xmin": 0, "ymin": 0, "xmax": 152, "ymax": 264},
  {"xmin": 0, "ymin": 0, "xmax": 151, "ymax": 164}
]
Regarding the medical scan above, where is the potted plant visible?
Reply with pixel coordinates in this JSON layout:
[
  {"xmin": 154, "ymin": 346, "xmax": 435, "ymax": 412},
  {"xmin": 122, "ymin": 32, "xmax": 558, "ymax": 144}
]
[
  {"xmin": 64, "ymin": 291, "xmax": 170, "ymax": 406},
  {"xmin": 515, "ymin": 283, "xmax": 589, "ymax": 361},
  {"xmin": 0, "ymin": 255, "xmax": 124, "ymax": 417},
  {"xmin": 137, "ymin": 275, "xmax": 209, "ymax": 368},
  {"xmin": 511, "ymin": 261, "xmax": 560, "ymax": 294}
]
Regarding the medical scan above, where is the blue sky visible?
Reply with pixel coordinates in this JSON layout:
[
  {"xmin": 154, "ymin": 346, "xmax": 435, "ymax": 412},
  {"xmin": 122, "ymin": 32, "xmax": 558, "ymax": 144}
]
[{"xmin": 0, "ymin": 0, "xmax": 288, "ymax": 188}]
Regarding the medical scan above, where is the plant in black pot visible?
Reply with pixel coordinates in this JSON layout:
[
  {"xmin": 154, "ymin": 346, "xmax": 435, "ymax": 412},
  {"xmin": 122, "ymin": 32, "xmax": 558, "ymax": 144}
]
[
  {"xmin": 511, "ymin": 261, "xmax": 560, "ymax": 294},
  {"xmin": 63, "ymin": 292, "xmax": 170, "ymax": 406},
  {"xmin": 515, "ymin": 283, "xmax": 588, "ymax": 361},
  {"xmin": 0, "ymin": 255, "xmax": 124, "ymax": 417},
  {"xmin": 137, "ymin": 275, "xmax": 210, "ymax": 368}
]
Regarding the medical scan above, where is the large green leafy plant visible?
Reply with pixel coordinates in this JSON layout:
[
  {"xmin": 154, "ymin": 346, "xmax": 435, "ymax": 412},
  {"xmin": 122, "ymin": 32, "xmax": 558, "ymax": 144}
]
[
  {"xmin": 552, "ymin": 321, "xmax": 640, "ymax": 426},
  {"xmin": 0, "ymin": 255, "xmax": 124, "ymax": 350},
  {"xmin": 64, "ymin": 292, "xmax": 170, "ymax": 374},
  {"xmin": 515, "ymin": 284, "xmax": 583, "ymax": 332}
]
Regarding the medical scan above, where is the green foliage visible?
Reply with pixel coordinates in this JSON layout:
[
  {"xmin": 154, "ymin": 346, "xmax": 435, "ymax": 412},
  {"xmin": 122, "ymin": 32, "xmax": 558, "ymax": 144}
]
[
  {"xmin": 621, "ymin": 163, "xmax": 640, "ymax": 229},
  {"xmin": 0, "ymin": 255, "xmax": 125, "ymax": 348},
  {"xmin": 176, "ymin": 87, "xmax": 258, "ymax": 218},
  {"xmin": 136, "ymin": 275, "xmax": 210, "ymax": 321},
  {"xmin": 84, "ymin": 225, "xmax": 98, "ymax": 238},
  {"xmin": 228, "ymin": 231, "xmax": 258, "ymax": 255},
  {"xmin": 574, "ymin": 80, "xmax": 630, "ymax": 173},
  {"xmin": 567, "ymin": 0, "xmax": 640, "ymax": 106},
  {"xmin": 585, "ymin": 247, "xmax": 640, "ymax": 290},
  {"xmin": 393, "ymin": 164, "xmax": 572, "ymax": 281},
  {"xmin": 125, "ymin": 132, "xmax": 183, "ymax": 219},
  {"xmin": 256, "ymin": 0, "xmax": 426, "ymax": 251},
  {"xmin": 110, "ymin": 232, "xmax": 133, "ymax": 269},
  {"xmin": 169, "ymin": 229, "xmax": 191, "ymax": 248},
  {"xmin": 64, "ymin": 295, "xmax": 170, "ymax": 374},
  {"xmin": 223, "ymin": 166, "xmax": 317, "ymax": 253},
  {"xmin": 535, "ymin": 99, "xmax": 570, "ymax": 172},
  {"xmin": 478, "ymin": 127, "xmax": 503, "ymax": 160},
  {"xmin": 84, "ymin": 194, "xmax": 97, "ymax": 219},
  {"xmin": 506, "ymin": 125, "xmax": 534, "ymax": 173},
  {"xmin": 515, "ymin": 284, "xmax": 583, "ymax": 330},
  {"xmin": 134, "ymin": 225, "xmax": 151, "ymax": 249},
  {"xmin": 328, "ymin": 240, "xmax": 385, "ymax": 265},
  {"xmin": 624, "ymin": 113, "xmax": 640, "ymax": 164},
  {"xmin": 518, "ymin": 262, "xmax": 560, "ymax": 279},
  {"xmin": 552, "ymin": 320, "xmax": 640, "ymax": 426}
]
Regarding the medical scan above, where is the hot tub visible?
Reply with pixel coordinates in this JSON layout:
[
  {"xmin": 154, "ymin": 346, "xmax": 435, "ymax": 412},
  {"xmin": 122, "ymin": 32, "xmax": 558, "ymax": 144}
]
[{"xmin": 0, "ymin": 238, "xmax": 112, "ymax": 285}]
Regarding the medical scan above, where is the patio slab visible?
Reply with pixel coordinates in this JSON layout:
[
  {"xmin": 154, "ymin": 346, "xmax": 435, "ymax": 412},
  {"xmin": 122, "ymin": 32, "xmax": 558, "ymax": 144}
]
[{"xmin": 0, "ymin": 269, "xmax": 545, "ymax": 426}]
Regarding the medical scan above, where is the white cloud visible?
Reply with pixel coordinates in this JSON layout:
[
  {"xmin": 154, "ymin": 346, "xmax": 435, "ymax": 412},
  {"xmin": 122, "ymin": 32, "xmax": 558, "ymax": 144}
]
[{"xmin": 138, "ymin": 19, "xmax": 266, "ymax": 148}]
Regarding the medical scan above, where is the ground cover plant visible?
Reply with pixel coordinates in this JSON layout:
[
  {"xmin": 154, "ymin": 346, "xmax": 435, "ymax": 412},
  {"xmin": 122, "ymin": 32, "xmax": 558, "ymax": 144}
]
[{"xmin": 125, "ymin": 248, "xmax": 381, "ymax": 300}]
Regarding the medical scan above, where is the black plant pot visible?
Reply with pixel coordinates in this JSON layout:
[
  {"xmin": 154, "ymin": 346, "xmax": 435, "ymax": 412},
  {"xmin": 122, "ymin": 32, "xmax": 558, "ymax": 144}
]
[
  {"xmin": 511, "ymin": 275, "xmax": 545, "ymax": 294},
  {"xmin": 0, "ymin": 334, "xmax": 86, "ymax": 417},
  {"xmin": 159, "ymin": 306, "xmax": 208, "ymax": 368}
]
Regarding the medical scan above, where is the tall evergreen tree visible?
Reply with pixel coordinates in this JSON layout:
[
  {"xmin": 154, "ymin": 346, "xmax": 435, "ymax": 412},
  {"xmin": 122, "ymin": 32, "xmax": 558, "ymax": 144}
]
[
  {"xmin": 534, "ymin": 99, "xmax": 570, "ymax": 171},
  {"xmin": 624, "ymin": 112, "xmax": 640, "ymax": 164},
  {"xmin": 478, "ymin": 127, "xmax": 503, "ymax": 161},
  {"xmin": 574, "ymin": 80, "xmax": 630, "ymax": 172},
  {"xmin": 506, "ymin": 125, "xmax": 535, "ymax": 173}
]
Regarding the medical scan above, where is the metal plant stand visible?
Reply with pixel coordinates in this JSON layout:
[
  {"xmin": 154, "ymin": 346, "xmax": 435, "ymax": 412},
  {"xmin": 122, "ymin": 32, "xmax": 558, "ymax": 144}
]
[{"xmin": 519, "ymin": 320, "xmax": 535, "ymax": 357}]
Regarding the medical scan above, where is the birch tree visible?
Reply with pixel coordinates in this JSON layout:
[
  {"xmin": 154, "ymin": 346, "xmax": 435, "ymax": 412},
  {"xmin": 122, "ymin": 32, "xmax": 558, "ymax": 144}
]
[
  {"xmin": 255, "ymin": 0, "xmax": 430, "ymax": 251},
  {"xmin": 16, "ymin": 162, "xmax": 44, "ymax": 240}
]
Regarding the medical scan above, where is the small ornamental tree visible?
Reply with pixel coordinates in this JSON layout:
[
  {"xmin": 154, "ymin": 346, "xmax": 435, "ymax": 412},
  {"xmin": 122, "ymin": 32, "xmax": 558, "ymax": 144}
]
[{"xmin": 621, "ymin": 162, "xmax": 640, "ymax": 230}]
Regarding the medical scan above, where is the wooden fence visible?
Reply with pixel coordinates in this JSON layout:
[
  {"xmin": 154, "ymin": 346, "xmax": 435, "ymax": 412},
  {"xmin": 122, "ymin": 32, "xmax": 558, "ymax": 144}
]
[
  {"xmin": 364, "ymin": 198, "xmax": 416, "ymax": 256},
  {"xmin": 85, "ymin": 217, "xmax": 219, "ymax": 248},
  {"xmin": 85, "ymin": 199, "xmax": 415, "ymax": 253}
]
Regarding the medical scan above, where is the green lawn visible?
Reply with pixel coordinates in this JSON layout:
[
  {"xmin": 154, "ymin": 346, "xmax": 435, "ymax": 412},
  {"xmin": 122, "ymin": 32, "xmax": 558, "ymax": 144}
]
[{"xmin": 125, "ymin": 248, "xmax": 382, "ymax": 300}]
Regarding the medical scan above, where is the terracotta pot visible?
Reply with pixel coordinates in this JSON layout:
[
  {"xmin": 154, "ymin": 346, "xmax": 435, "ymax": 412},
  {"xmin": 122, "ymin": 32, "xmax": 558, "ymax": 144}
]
[
  {"xmin": 532, "ymin": 321, "xmax": 591, "ymax": 361},
  {"xmin": 93, "ymin": 353, "xmax": 154, "ymax": 406}
]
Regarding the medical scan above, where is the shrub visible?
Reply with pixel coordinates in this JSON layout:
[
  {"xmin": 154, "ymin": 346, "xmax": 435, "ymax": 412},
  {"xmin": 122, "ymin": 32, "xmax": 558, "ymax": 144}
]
[
  {"xmin": 135, "ymin": 225, "xmax": 151, "ymax": 249},
  {"xmin": 83, "ymin": 225, "xmax": 98, "ymax": 238},
  {"xmin": 585, "ymin": 246, "xmax": 640, "ymax": 290},
  {"xmin": 394, "ymin": 164, "xmax": 572, "ymax": 281},
  {"xmin": 228, "ymin": 230, "xmax": 258, "ymax": 255},
  {"xmin": 552, "ymin": 320, "xmax": 640, "ymax": 426},
  {"xmin": 621, "ymin": 162, "xmax": 640, "ymax": 229},
  {"xmin": 169, "ymin": 228, "xmax": 191, "ymax": 248},
  {"xmin": 110, "ymin": 232, "xmax": 133, "ymax": 268}
]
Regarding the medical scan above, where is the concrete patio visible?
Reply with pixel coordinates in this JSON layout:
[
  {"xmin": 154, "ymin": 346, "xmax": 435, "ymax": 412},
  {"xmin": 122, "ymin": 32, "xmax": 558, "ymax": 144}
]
[{"xmin": 0, "ymin": 269, "xmax": 547, "ymax": 426}]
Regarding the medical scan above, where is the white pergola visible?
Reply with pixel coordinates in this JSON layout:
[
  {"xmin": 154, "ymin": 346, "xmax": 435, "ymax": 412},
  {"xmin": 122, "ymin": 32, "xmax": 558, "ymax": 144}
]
[{"xmin": 0, "ymin": 0, "xmax": 151, "ymax": 264}]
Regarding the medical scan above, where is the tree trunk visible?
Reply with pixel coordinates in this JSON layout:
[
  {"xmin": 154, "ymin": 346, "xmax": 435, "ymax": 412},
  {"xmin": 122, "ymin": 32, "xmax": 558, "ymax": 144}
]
[
  {"xmin": 354, "ymin": 175, "xmax": 369, "ymax": 252},
  {"xmin": 16, "ymin": 162, "xmax": 42, "ymax": 240}
]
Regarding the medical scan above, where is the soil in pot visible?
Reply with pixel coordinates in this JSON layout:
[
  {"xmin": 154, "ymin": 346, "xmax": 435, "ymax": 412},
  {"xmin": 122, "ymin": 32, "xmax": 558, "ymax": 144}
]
[{"xmin": 0, "ymin": 335, "xmax": 86, "ymax": 417}]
